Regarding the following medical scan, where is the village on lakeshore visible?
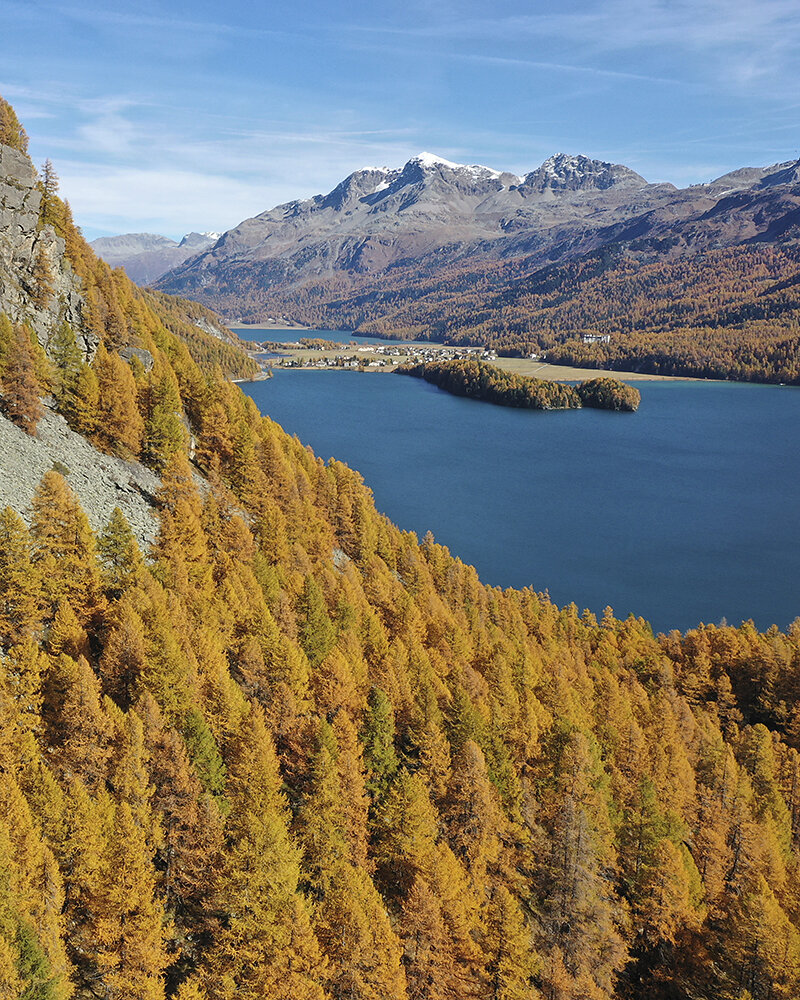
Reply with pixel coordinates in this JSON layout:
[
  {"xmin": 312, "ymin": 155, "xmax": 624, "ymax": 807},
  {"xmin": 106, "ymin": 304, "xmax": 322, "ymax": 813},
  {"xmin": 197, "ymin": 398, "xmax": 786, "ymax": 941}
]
[{"xmin": 254, "ymin": 338, "xmax": 502, "ymax": 373}]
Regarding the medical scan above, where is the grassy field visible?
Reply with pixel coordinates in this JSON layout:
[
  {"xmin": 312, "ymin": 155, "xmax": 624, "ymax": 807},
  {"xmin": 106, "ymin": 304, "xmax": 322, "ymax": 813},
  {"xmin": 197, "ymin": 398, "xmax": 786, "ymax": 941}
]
[{"xmin": 491, "ymin": 358, "xmax": 689, "ymax": 381}]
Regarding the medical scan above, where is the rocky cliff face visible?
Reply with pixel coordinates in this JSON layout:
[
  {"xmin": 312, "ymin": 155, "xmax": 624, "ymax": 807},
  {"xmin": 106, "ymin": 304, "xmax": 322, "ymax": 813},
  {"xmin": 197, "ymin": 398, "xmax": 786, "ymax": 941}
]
[
  {"xmin": 0, "ymin": 143, "xmax": 95, "ymax": 358},
  {"xmin": 519, "ymin": 153, "xmax": 648, "ymax": 193}
]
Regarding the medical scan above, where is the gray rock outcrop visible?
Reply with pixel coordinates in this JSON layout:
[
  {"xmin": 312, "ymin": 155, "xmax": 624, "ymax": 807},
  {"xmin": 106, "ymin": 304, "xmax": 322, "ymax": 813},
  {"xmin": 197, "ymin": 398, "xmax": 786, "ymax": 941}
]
[
  {"xmin": 0, "ymin": 401, "xmax": 161, "ymax": 546},
  {"xmin": 0, "ymin": 143, "xmax": 95, "ymax": 359}
]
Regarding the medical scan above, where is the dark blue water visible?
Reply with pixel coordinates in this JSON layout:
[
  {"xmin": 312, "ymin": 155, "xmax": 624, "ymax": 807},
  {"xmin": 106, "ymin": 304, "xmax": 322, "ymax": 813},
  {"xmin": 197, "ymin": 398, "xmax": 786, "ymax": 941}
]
[
  {"xmin": 232, "ymin": 326, "xmax": 397, "ymax": 346},
  {"xmin": 241, "ymin": 371, "xmax": 800, "ymax": 634}
]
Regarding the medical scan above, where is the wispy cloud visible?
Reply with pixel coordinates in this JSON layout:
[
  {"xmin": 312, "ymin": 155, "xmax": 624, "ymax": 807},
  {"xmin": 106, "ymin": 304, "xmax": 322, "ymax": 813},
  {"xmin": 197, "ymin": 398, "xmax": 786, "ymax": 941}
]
[
  {"xmin": 346, "ymin": 0, "xmax": 800, "ymax": 52},
  {"xmin": 54, "ymin": 163, "xmax": 271, "ymax": 238},
  {"xmin": 44, "ymin": 104, "xmax": 441, "ymax": 238},
  {"xmin": 5, "ymin": 0, "xmax": 800, "ymax": 238},
  {"xmin": 345, "ymin": 0, "xmax": 800, "ymax": 92},
  {"xmin": 446, "ymin": 52, "xmax": 683, "ymax": 87}
]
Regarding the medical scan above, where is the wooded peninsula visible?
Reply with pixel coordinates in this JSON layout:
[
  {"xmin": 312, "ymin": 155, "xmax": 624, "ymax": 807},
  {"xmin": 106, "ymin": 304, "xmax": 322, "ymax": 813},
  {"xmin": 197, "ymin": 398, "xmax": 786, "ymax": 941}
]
[{"xmin": 396, "ymin": 357, "xmax": 641, "ymax": 411}]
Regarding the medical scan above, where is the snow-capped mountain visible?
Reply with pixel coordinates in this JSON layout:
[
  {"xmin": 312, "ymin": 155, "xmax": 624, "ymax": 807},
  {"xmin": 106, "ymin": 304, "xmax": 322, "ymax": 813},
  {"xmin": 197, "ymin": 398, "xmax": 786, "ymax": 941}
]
[{"xmin": 154, "ymin": 150, "xmax": 800, "ymax": 324}]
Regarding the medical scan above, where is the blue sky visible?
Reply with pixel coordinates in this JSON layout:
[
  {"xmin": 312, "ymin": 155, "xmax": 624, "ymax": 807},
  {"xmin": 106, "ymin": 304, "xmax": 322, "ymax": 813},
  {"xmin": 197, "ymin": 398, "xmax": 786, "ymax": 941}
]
[{"xmin": 3, "ymin": 0, "xmax": 800, "ymax": 240}]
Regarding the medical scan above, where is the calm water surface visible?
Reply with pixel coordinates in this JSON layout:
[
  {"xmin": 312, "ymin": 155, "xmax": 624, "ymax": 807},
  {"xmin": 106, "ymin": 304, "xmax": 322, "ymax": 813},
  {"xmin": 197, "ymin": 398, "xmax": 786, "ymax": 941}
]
[
  {"xmin": 241, "ymin": 370, "xmax": 800, "ymax": 634},
  {"xmin": 232, "ymin": 326, "xmax": 401, "ymax": 346}
]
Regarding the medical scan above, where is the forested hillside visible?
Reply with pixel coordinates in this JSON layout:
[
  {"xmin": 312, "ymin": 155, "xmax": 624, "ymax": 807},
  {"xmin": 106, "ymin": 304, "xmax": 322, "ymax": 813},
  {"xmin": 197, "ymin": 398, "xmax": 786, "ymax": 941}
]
[
  {"xmin": 244, "ymin": 243, "xmax": 800, "ymax": 384},
  {"xmin": 3, "ymin": 99, "xmax": 800, "ymax": 1000},
  {"xmin": 0, "ymin": 93, "xmax": 256, "ymax": 472}
]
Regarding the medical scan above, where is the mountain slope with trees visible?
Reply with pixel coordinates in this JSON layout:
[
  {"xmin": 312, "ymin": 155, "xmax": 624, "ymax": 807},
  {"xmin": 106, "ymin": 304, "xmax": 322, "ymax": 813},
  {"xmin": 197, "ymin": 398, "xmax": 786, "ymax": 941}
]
[
  {"xmin": 3, "ymin": 98, "xmax": 800, "ymax": 1000},
  {"xmin": 154, "ymin": 152, "xmax": 800, "ymax": 383}
]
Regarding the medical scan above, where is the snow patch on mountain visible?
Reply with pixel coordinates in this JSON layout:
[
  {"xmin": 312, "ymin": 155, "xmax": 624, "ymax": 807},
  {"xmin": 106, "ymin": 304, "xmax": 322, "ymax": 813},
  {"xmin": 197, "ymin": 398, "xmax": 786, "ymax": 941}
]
[{"xmin": 410, "ymin": 152, "xmax": 505, "ymax": 180}]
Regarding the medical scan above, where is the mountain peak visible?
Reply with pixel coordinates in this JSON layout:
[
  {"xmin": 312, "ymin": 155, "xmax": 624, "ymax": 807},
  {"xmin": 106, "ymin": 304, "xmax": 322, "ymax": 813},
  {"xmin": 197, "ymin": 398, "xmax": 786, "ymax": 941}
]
[
  {"xmin": 410, "ymin": 152, "xmax": 464, "ymax": 170},
  {"xmin": 179, "ymin": 230, "xmax": 221, "ymax": 248},
  {"xmin": 523, "ymin": 153, "xmax": 647, "ymax": 193},
  {"xmin": 404, "ymin": 151, "xmax": 505, "ymax": 182}
]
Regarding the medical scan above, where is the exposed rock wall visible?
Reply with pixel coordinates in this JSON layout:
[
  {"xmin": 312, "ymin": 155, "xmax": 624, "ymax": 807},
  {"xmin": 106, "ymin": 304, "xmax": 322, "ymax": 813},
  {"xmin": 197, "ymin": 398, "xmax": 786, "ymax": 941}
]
[{"xmin": 0, "ymin": 142, "xmax": 95, "ymax": 358}]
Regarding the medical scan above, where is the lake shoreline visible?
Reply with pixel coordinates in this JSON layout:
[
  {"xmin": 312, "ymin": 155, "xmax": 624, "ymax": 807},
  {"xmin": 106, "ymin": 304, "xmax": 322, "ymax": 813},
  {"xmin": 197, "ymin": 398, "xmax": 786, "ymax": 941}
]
[
  {"xmin": 234, "ymin": 330, "xmax": 701, "ymax": 384},
  {"xmin": 231, "ymin": 326, "xmax": 736, "ymax": 383}
]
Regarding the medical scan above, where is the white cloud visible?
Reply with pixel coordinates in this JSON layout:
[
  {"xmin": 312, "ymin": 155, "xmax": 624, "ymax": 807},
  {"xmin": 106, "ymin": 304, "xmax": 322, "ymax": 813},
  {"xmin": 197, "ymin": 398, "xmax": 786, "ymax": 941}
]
[
  {"xmin": 53, "ymin": 125, "xmax": 441, "ymax": 238},
  {"xmin": 55, "ymin": 163, "xmax": 270, "ymax": 238}
]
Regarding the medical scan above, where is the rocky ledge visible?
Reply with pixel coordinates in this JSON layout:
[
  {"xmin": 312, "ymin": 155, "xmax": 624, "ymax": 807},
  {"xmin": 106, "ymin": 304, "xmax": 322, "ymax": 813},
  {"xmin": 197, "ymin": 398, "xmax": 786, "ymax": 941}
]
[{"xmin": 0, "ymin": 143, "xmax": 94, "ymax": 358}]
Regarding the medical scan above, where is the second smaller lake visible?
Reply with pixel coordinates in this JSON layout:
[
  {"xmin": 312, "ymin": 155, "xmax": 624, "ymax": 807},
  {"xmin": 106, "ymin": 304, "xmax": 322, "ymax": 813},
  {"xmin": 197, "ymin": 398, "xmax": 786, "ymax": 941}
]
[{"xmin": 231, "ymin": 326, "xmax": 395, "ymax": 346}]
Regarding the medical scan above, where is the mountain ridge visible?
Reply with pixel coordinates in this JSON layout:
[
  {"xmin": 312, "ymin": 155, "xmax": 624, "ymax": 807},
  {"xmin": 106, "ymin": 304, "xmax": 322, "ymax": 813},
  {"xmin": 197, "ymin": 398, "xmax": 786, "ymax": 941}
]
[
  {"xmin": 152, "ymin": 149, "xmax": 800, "ymax": 285},
  {"xmin": 91, "ymin": 230, "xmax": 220, "ymax": 285}
]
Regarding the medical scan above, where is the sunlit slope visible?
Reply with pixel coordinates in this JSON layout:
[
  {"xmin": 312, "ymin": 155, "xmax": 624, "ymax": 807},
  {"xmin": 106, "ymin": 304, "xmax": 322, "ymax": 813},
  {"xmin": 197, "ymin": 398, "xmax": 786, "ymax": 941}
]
[{"xmin": 2, "ymin": 98, "xmax": 800, "ymax": 1000}]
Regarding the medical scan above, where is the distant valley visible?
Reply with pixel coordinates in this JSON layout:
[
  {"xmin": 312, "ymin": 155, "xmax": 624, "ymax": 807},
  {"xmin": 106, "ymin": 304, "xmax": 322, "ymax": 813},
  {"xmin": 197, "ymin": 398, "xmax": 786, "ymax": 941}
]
[{"xmin": 90, "ymin": 229, "xmax": 220, "ymax": 284}]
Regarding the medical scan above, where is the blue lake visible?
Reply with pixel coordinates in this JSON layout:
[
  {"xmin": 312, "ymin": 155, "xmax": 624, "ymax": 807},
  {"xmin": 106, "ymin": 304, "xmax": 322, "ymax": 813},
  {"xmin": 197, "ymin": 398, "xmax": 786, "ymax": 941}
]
[
  {"xmin": 241, "ymin": 370, "xmax": 800, "ymax": 635},
  {"xmin": 232, "ymin": 326, "xmax": 399, "ymax": 346}
]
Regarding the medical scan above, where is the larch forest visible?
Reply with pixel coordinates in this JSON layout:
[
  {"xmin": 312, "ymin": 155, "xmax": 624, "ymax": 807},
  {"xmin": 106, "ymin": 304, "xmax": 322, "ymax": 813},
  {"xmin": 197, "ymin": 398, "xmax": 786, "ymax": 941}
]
[
  {"xmin": 234, "ymin": 244, "xmax": 800, "ymax": 385},
  {"xmin": 2, "ymin": 96, "xmax": 800, "ymax": 1000}
]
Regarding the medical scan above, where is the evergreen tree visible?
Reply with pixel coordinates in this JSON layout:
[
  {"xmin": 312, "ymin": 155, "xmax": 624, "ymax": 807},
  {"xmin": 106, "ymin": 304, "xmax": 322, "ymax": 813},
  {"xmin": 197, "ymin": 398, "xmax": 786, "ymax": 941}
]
[
  {"xmin": 0, "ymin": 324, "xmax": 42, "ymax": 434},
  {"xmin": 46, "ymin": 597, "xmax": 89, "ymax": 660},
  {"xmin": 141, "ymin": 368, "xmax": 186, "ymax": 472},
  {"xmin": 89, "ymin": 799, "xmax": 169, "ymax": 1000},
  {"xmin": 539, "ymin": 731, "xmax": 626, "ymax": 998},
  {"xmin": 153, "ymin": 452, "xmax": 210, "ymax": 588},
  {"xmin": 49, "ymin": 322, "xmax": 83, "ymax": 405},
  {"xmin": 297, "ymin": 575, "xmax": 337, "ymax": 669},
  {"xmin": 485, "ymin": 887, "xmax": 539, "ymax": 1000},
  {"xmin": 30, "ymin": 244, "xmax": 54, "ymax": 309},
  {"xmin": 30, "ymin": 471, "xmax": 102, "ymax": 621},
  {"xmin": 98, "ymin": 507, "xmax": 144, "ymax": 593},
  {"xmin": 42, "ymin": 654, "xmax": 112, "ymax": 790},
  {"xmin": 333, "ymin": 713, "xmax": 371, "ymax": 868},
  {"xmin": 39, "ymin": 160, "xmax": 60, "ymax": 228},
  {"xmin": 63, "ymin": 363, "xmax": 99, "ymax": 435},
  {"xmin": 0, "ymin": 96, "xmax": 29, "ymax": 153},
  {"xmin": 0, "ymin": 507, "xmax": 43, "ymax": 647},
  {"xmin": 443, "ymin": 740, "xmax": 506, "ymax": 894},
  {"xmin": 92, "ymin": 343, "xmax": 143, "ymax": 457},
  {"xmin": 402, "ymin": 876, "xmax": 453, "ymax": 1000},
  {"xmin": 100, "ymin": 596, "xmax": 148, "ymax": 708},
  {"xmin": 138, "ymin": 694, "xmax": 224, "ymax": 937},
  {"xmin": 204, "ymin": 707, "xmax": 327, "ymax": 1000},
  {"xmin": 0, "ymin": 313, "xmax": 13, "ymax": 373},
  {"xmin": 362, "ymin": 687, "xmax": 399, "ymax": 804}
]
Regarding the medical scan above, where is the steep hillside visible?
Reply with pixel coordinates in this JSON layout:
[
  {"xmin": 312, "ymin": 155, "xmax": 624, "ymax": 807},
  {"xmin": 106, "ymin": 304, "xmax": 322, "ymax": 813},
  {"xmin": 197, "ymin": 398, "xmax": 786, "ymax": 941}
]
[
  {"xmin": 155, "ymin": 150, "xmax": 800, "ymax": 382},
  {"xmin": 0, "ymin": 95, "xmax": 257, "ymax": 474},
  {"xmin": 3, "ymin": 98, "xmax": 800, "ymax": 1000},
  {"xmin": 0, "ymin": 402, "xmax": 162, "ymax": 544}
]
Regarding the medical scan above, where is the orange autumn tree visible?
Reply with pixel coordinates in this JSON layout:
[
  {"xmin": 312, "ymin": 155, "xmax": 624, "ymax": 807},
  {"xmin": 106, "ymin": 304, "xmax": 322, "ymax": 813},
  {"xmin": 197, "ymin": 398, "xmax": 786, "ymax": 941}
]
[{"xmin": 0, "ymin": 322, "xmax": 43, "ymax": 434}]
